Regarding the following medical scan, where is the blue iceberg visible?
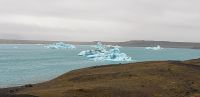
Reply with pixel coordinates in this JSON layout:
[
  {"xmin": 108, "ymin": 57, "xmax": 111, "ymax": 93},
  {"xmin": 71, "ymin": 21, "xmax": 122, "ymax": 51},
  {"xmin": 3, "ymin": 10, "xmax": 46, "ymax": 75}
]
[
  {"xmin": 78, "ymin": 42, "xmax": 132, "ymax": 61},
  {"xmin": 45, "ymin": 42, "xmax": 76, "ymax": 49},
  {"xmin": 145, "ymin": 45, "xmax": 163, "ymax": 50}
]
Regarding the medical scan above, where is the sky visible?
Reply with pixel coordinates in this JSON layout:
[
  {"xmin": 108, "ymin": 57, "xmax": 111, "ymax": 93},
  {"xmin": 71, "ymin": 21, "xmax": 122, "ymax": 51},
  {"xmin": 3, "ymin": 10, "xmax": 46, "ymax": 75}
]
[{"xmin": 0, "ymin": 0, "xmax": 200, "ymax": 42}]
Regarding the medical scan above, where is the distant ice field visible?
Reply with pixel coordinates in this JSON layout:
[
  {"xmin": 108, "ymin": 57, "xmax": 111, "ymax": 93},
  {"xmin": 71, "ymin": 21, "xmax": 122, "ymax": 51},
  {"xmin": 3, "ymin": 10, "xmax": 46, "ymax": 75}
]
[{"xmin": 0, "ymin": 44, "xmax": 200, "ymax": 88}]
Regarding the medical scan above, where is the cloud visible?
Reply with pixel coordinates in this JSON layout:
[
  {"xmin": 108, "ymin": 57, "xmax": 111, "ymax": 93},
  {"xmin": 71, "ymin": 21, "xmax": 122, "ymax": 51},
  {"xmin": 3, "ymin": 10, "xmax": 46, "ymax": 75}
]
[{"xmin": 0, "ymin": 0, "xmax": 200, "ymax": 42}]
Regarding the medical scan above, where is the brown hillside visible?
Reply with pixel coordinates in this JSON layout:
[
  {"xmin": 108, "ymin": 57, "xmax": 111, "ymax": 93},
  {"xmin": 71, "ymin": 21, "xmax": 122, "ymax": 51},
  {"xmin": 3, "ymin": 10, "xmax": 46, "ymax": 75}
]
[{"xmin": 3, "ymin": 59, "xmax": 200, "ymax": 97}]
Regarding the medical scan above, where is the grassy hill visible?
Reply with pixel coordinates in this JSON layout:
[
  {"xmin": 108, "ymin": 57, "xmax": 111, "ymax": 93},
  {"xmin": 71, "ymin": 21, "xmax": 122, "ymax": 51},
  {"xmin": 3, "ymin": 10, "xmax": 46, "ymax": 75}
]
[{"xmin": 1, "ymin": 59, "xmax": 200, "ymax": 97}]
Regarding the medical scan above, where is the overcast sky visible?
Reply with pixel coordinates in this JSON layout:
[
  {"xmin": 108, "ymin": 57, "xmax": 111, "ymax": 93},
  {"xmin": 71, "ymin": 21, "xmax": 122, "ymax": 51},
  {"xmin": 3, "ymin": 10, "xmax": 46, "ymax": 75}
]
[{"xmin": 0, "ymin": 0, "xmax": 199, "ymax": 42}]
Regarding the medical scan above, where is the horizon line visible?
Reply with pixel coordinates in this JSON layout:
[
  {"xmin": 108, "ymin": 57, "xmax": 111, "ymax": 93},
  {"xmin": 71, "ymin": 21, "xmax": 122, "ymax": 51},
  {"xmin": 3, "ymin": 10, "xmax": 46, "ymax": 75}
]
[{"xmin": 0, "ymin": 38, "xmax": 200, "ymax": 43}]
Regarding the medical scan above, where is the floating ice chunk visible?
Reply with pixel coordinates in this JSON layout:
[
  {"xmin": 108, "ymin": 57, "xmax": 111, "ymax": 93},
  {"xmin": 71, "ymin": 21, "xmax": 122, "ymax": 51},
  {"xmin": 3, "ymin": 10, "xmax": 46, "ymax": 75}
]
[
  {"xmin": 145, "ymin": 45, "xmax": 163, "ymax": 50},
  {"xmin": 106, "ymin": 47, "xmax": 132, "ymax": 61},
  {"xmin": 78, "ymin": 42, "xmax": 132, "ymax": 61},
  {"xmin": 92, "ymin": 42, "xmax": 107, "ymax": 53},
  {"xmin": 112, "ymin": 45, "xmax": 121, "ymax": 48},
  {"xmin": 78, "ymin": 50, "xmax": 96, "ymax": 56},
  {"xmin": 107, "ymin": 53, "xmax": 132, "ymax": 61},
  {"xmin": 78, "ymin": 51, "xmax": 87, "ymax": 56},
  {"xmin": 45, "ymin": 42, "xmax": 76, "ymax": 49},
  {"xmin": 106, "ymin": 45, "xmax": 121, "ymax": 48}
]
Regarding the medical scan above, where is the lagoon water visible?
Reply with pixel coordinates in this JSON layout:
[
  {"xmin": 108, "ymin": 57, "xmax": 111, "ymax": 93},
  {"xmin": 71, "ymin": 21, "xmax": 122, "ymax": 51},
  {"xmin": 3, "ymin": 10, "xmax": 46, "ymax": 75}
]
[{"xmin": 0, "ymin": 44, "xmax": 200, "ymax": 88}]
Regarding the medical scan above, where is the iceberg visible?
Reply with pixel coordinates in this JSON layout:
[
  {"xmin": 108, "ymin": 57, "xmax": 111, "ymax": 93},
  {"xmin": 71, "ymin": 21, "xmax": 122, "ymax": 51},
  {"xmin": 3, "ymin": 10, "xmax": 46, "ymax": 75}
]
[
  {"xmin": 106, "ymin": 45, "xmax": 121, "ymax": 48},
  {"xmin": 145, "ymin": 45, "xmax": 163, "ymax": 50},
  {"xmin": 45, "ymin": 42, "xmax": 76, "ymax": 50},
  {"xmin": 78, "ymin": 42, "xmax": 132, "ymax": 61},
  {"xmin": 78, "ymin": 50, "xmax": 96, "ymax": 56}
]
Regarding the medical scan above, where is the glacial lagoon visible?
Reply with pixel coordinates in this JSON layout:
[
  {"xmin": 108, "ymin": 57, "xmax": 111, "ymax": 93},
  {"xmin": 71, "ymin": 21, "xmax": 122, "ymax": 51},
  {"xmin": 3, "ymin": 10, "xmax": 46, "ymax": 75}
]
[{"xmin": 0, "ymin": 44, "xmax": 200, "ymax": 88}]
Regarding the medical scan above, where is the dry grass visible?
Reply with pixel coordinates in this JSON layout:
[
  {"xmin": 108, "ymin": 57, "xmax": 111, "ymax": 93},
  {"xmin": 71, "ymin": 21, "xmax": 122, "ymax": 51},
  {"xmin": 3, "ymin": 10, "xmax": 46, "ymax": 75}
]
[{"xmin": 6, "ymin": 59, "xmax": 200, "ymax": 97}]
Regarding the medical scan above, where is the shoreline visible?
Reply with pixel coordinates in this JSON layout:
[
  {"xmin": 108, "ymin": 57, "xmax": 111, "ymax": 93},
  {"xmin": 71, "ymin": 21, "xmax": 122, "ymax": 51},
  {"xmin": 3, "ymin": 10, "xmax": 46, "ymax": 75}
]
[{"xmin": 0, "ymin": 58, "xmax": 200, "ymax": 97}]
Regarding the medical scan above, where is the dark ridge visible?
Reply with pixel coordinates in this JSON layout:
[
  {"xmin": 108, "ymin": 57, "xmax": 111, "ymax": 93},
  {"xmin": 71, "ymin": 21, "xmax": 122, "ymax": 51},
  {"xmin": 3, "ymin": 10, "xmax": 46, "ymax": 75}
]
[{"xmin": 0, "ymin": 39, "xmax": 200, "ymax": 49}]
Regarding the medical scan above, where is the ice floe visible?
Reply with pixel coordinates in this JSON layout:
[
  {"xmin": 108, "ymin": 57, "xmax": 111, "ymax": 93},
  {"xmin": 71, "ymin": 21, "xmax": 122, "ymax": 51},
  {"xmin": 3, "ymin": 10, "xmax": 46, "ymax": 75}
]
[
  {"xmin": 145, "ymin": 45, "xmax": 163, "ymax": 50},
  {"xmin": 45, "ymin": 42, "xmax": 76, "ymax": 49},
  {"xmin": 78, "ymin": 42, "xmax": 132, "ymax": 61}
]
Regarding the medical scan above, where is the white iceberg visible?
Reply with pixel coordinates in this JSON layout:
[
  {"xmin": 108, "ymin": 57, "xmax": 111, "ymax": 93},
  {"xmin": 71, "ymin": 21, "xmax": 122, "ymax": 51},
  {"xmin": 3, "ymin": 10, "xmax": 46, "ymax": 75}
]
[
  {"xmin": 105, "ymin": 47, "xmax": 132, "ymax": 61},
  {"xmin": 78, "ymin": 42, "xmax": 132, "ymax": 61},
  {"xmin": 145, "ymin": 45, "xmax": 163, "ymax": 50},
  {"xmin": 91, "ymin": 42, "xmax": 121, "ymax": 49},
  {"xmin": 45, "ymin": 42, "xmax": 76, "ymax": 49},
  {"xmin": 106, "ymin": 45, "xmax": 121, "ymax": 48},
  {"xmin": 78, "ymin": 50, "xmax": 96, "ymax": 56}
]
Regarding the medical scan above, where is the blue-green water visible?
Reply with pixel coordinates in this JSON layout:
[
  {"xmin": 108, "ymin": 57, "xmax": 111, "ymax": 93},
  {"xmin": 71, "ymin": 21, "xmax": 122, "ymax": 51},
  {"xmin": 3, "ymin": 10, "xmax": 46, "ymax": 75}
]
[{"xmin": 0, "ymin": 44, "xmax": 200, "ymax": 88}]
